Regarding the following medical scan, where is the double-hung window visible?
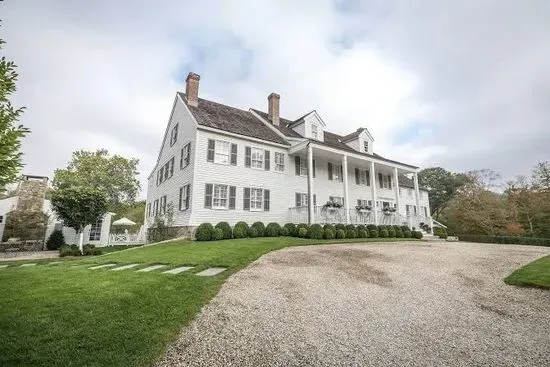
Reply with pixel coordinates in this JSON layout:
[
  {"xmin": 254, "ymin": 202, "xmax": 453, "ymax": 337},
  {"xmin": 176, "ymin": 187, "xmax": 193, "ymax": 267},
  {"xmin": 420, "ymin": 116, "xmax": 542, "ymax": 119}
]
[
  {"xmin": 181, "ymin": 143, "xmax": 191, "ymax": 169},
  {"xmin": 296, "ymin": 192, "xmax": 316, "ymax": 207},
  {"xmin": 214, "ymin": 140, "xmax": 230, "ymax": 164},
  {"xmin": 179, "ymin": 184, "xmax": 191, "ymax": 211},
  {"xmin": 300, "ymin": 158, "xmax": 307, "ymax": 176},
  {"xmin": 328, "ymin": 163, "xmax": 343, "ymax": 182},
  {"xmin": 153, "ymin": 199, "xmax": 159, "ymax": 216},
  {"xmin": 275, "ymin": 152, "xmax": 285, "ymax": 172},
  {"xmin": 160, "ymin": 195, "xmax": 167, "ymax": 215},
  {"xmin": 355, "ymin": 168, "xmax": 370, "ymax": 185},
  {"xmin": 311, "ymin": 124, "xmax": 318, "ymax": 139},
  {"xmin": 329, "ymin": 196, "xmax": 344, "ymax": 205},
  {"xmin": 363, "ymin": 141, "xmax": 369, "ymax": 152},
  {"xmin": 89, "ymin": 219, "xmax": 102, "ymax": 241},
  {"xmin": 170, "ymin": 124, "xmax": 178, "ymax": 146},
  {"xmin": 213, "ymin": 184, "xmax": 229, "ymax": 209},
  {"xmin": 357, "ymin": 199, "xmax": 369, "ymax": 207},
  {"xmin": 251, "ymin": 148, "xmax": 264, "ymax": 169},
  {"xmin": 250, "ymin": 188, "xmax": 263, "ymax": 210},
  {"xmin": 146, "ymin": 203, "xmax": 151, "ymax": 218}
]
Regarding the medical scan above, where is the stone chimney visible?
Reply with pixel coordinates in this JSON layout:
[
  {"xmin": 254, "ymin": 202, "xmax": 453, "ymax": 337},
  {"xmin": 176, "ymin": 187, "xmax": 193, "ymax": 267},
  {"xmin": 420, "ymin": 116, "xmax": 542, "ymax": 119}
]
[
  {"xmin": 16, "ymin": 175, "xmax": 48, "ymax": 212},
  {"xmin": 268, "ymin": 93, "xmax": 280, "ymax": 126},
  {"xmin": 185, "ymin": 72, "xmax": 200, "ymax": 107}
]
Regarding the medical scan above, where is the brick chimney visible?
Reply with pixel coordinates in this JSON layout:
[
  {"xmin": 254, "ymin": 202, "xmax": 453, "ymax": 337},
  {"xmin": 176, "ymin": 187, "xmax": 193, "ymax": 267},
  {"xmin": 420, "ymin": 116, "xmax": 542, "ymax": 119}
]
[
  {"xmin": 185, "ymin": 72, "xmax": 200, "ymax": 107},
  {"xmin": 268, "ymin": 93, "xmax": 280, "ymax": 126}
]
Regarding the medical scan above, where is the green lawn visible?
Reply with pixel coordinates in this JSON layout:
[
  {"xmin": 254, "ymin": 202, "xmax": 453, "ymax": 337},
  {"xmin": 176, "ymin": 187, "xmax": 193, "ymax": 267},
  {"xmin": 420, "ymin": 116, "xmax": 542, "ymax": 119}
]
[
  {"xmin": 504, "ymin": 255, "xmax": 550, "ymax": 289},
  {"xmin": 0, "ymin": 237, "xmax": 418, "ymax": 366}
]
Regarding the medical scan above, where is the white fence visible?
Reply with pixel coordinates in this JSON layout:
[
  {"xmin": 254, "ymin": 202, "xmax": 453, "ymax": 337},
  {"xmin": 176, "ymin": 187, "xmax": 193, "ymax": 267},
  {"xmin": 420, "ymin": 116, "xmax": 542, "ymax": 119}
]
[{"xmin": 107, "ymin": 226, "xmax": 146, "ymax": 245}]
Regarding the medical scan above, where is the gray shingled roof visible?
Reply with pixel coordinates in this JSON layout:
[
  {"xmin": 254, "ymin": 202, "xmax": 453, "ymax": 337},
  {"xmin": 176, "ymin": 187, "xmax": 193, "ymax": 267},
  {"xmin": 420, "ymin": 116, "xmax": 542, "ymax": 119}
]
[
  {"xmin": 341, "ymin": 128, "xmax": 365, "ymax": 142},
  {"xmin": 179, "ymin": 93, "xmax": 289, "ymax": 145},
  {"xmin": 250, "ymin": 109, "xmax": 303, "ymax": 138}
]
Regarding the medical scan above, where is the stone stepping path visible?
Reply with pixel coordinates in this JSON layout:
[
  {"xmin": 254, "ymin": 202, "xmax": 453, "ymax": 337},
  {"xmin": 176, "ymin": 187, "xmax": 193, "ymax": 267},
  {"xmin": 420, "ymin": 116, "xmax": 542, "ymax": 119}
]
[
  {"xmin": 0, "ymin": 265, "xmax": 8, "ymax": 269},
  {"xmin": 196, "ymin": 267, "xmax": 226, "ymax": 276},
  {"xmin": 88, "ymin": 264, "xmax": 117, "ymax": 270},
  {"xmin": 163, "ymin": 266, "xmax": 194, "ymax": 275},
  {"xmin": 137, "ymin": 265, "xmax": 167, "ymax": 273},
  {"xmin": 48, "ymin": 261, "xmax": 63, "ymax": 266},
  {"xmin": 111, "ymin": 263, "xmax": 140, "ymax": 271},
  {"xmin": 20, "ymin": 263, "xmax": 37, "ymax": 267}
]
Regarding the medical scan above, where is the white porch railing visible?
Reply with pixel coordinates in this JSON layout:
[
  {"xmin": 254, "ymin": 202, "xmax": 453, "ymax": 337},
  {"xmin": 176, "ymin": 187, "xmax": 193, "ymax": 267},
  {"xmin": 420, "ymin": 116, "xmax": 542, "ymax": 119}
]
[
  {"xmin": 288, "ymin": 207, "xmax": 414, "ymax": 227},
  {"xmin": 107, "ymin": 225, "xmax": 146, "ymax": 245}
]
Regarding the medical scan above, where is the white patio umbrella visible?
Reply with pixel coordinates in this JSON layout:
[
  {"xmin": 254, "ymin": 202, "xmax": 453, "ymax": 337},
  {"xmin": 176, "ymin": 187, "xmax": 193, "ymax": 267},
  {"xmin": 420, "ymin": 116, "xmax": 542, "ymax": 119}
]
[{"xmin": 112, "ymin": 217, "xmax": 137, "ymax": 226}]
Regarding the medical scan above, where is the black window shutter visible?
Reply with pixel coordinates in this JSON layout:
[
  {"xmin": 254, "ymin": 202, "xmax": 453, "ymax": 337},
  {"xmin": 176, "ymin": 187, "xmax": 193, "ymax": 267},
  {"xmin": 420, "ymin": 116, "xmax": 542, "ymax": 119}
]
[
  {"xmin": 295, "ymin": 156, "xmax": 300, "ymax": 175},
  {"xmin": 185, "ymin": 185, "xmax": 191, "ymax": 209},
  {"xmin": 388, "ymin": 175, "xmax": 392, "ymax": 189},
  {"xmin": 231, "ymin": 144, "xmax": 237, "ymax": 166},
  {"xmin": 187, "ymin": 142, "xmax": 192, "ymax": 166},
  {"xmin": 179, "ymin": 187, "xmax": 183, "ymax": 210},
  {"xmin": 312, "ymin": 159, "xmax": 316, "ymax": 178},
  {"xmin": 295, "ymin": 193, "xmax": 301, "ymax": 207},
  {"xmin": 180, "ymin": 148, "xmax": 184, "ymax": 169},
  {"xmin": 355, "ymin": 168, "xmax": 360, "ymax": 184},
  {"xmin": 357, "ymin": 199, "xmax": 361, "ymax": 206},
  {"xmin": 207, "ymin": 139, "xmax": 215, "ymax": 162},
  {"xmin": 264, "ymin": 189, "xmax": 270, "ymax": 211},
  {"xmin": 340, "ymin": 165, "xmax": 344, "ymax": 182},
  {"xmin": 379, "ymin": 173, "xmax": 383, "ymax": 188},
  {"xmin": 204, "ymin": 184, "xmax": 213, "ymax": 208},
  {"xmin": 229, "ymin": 186, "xmax": 236, "ymax": 209},
  {"xmin": 264, "ymin": 150, "xmax": 270, "ymax": 171},
  {"xmin": 243, "ymin": 188, "xmax": 250, "ymax": 210},
  {"xmin": 366, "ymin": 170, "xmax": 370, "ymax": 186},
  {"xmin": 313, "ymin": 194, "xmax": 317, "ymax": 206},
  {"xmin": 245, "ymin": 147, "xmax": 251, "ymax": 167},
  {"xmin": 328, "ymin": 163, "xmax": 333, "ymax": 180}
]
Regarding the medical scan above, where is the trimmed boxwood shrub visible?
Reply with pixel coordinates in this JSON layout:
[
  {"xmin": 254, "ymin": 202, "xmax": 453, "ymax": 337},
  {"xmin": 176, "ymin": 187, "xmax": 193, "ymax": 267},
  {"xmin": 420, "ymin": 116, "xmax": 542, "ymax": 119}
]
[
  {"xmin": 395, "ymin": 228, "xmax": 404, "ymax": 238},
  {"xmin": 367, "ymin": 224, "xmax": 378, "ymax": 231},
  {"xmin": 434, "ymin": 227, "xmax": 448, "ymax": 239},
  {"xmin": 335, "ymin": 229, "xmax": 346, "ymax": 239},
  {"xmin": 265, "ymin": 222, "xmax": 282, "ymax": 237},
  {"xmin": 335, "ymin": 223, "xmax": 346, "ymax": 231},
  {"xmin": 296, "ymin": 223, "xmax": 309, "ymax": 236},
  {"xmin": 213, "ymin": 228, "xmax": 224, "ymax": 240},
  {"xmin": 46, "ymin": 229, "xmax": 66, "ymax": 250},
  {"xmin": 60, "ymin": 244, "xmax": 83, "ymax": 257},
  {"xmin": 357, "ymin": 229, "xmax": 368, "ymax": 238},
  {"xmin": 356, "ymin": 225, "xmax": 367, "ymax": 233},
  {"xmin": 195, "ymin": 223, "xmax": 214, "ymax": 241},
  {"xmin": 83, "ymin": 244, "xmax": 102, "ymax": 256},
  {"xmin": 298, "ymin": 227, "xmax": 308, "ymax": 238},
  {"xmin": 403, "ymin": 229, "xmax": 412, "ymax": 238},
  {"xmin": 307, "ymin": 224, "xmax": 324, "ymax": 239},
  {"xmin": 388, "ymin": 227, "xmax": 396, "ymax": 238},
  {"xmin": 345, "ymin": 229, "xmax": 357, "ymax": 239},
  {"xmin": 234, "ymin": 221, "xmax": 249, "ymax": 237},
  {"xmin": 345, "ymin": 224, "xmax": 356, "ymax": 232},
  {"xmin": 369, "ymin": 229, "xmax": 379, "ymax": 238},
  {"xmin": 284, "ymin": 223, "xmax": 297, "ymax": 236},
  {"xmin": 379, "ymin": 228, "xmax": 389, "ymax": 238},
  {"xmin": 323, "ymin": 224, "xmax": 335, "ymax": 232},
  {"xmin": 248, "ymin": 227, "xmax": 259, "ymax": 238},
  {"xmin": 251, "ymin": 222, "xmax": 266, "ymax": 237},
  {"xmin": 280, "ymin": 227, "xmax": 290, "ymax": 236},
  {"xmin": 412, "ymin": 231, "xmax": 423, "ymax": 239},
  {"xmin": 233, "ymin": 227, "xmax": 246, "ymax": 239},
  {"xmin": 400, "ymin": 225, "xmax": 409, "ymax": 233},
  {"xmin": 215, "ymin": 222, "xmax": 232, "ymax": 239},
  {"xmin": 324, "ymin": 228, "xmax": 335, "ymax": 239}
]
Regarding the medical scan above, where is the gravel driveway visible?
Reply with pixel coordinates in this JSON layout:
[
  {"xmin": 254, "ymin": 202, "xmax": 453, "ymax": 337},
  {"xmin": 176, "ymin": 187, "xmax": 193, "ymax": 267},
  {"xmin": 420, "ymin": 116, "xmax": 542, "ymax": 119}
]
[{"xmin": 158, "ymin": 241, "xmax": 550, "ymax": 367}]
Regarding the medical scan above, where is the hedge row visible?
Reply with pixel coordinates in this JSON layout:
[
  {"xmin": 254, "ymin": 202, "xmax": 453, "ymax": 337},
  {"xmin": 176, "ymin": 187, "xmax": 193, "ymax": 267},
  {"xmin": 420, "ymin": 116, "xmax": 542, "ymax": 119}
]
[
  {"xmin": 195, "ymin": 222, "xmax": 423, "ymax": 241},
  {"xmin": 59, "ymin": 244, "xmax": 102, "ymax": 257},
  {"xmin": 458, "ymin": 234, "xmax": 550, "ymax": 247}
]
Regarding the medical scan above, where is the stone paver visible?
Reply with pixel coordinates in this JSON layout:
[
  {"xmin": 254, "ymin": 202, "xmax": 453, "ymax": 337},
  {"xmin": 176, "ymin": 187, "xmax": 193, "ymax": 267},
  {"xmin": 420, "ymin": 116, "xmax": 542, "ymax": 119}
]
[
  {"xmin": 0, "ymin": 264, "xmax": 8, "ymax": 269},
  {"xmin": 196, "ymin": 267, "xmax": 227, "ymax": 276},
  {"xmin": 88, "ymin": 263, "xmax": 117, "ymax": 270},
  {"xmin": 20, "ymin": 263, "xmax": 37, "ymax": 267},
  {"xmin": 111, "ymin": 263, "xmax": 140, "ymax": 271},
  {"xmin": 137, "ymin": 265, "xmax": 167, "ymax": 273},
  {"xmin": 163, "ymin": 266, "xmax": 194, "ymax": 275},
  {"xmin": 47, "ymin": 261, "xmax": 63, "ymax": 266}
]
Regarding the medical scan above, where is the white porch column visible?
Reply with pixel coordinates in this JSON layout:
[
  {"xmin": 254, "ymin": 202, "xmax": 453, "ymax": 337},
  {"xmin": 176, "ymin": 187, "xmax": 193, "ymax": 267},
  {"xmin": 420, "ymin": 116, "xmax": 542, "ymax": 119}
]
[
  {"xmin": 342, "ymin": 155, "xmax": 350, "ymax": 224},
  {"xmin": 307, "ymin": 144, "xmax": 314, "ymax": 224},
  {"xmin": 393, "ymin": 167, "xmax": 400, "ymax": 215},
  {"xmin": 413, "ymin": 171, "xmax": 421, "ymax": 216},
  {"xmin": 370, "ymin": 161, "xmax": 378, "ymax": 225}
]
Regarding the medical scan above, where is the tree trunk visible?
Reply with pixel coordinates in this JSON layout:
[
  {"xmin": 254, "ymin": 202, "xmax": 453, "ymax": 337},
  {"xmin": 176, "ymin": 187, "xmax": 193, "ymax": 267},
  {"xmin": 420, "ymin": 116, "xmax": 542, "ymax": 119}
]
[{"xmin": 78, "ymin": 231, "xmax": 84, "ymax": 253}]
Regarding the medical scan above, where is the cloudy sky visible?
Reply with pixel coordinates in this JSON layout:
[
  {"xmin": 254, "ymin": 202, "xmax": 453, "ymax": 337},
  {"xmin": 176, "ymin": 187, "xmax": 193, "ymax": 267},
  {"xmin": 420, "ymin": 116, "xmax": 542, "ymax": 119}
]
[{"xmin": 3, "ymin": 0, "xmax": 549, "ymax": 196}]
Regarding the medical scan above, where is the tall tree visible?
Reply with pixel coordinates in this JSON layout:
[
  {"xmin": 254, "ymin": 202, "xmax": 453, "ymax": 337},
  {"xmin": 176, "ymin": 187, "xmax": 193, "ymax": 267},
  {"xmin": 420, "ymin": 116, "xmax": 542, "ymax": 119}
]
[
  {"xmin": 0, "ymin": 25, "xmax": 29, "ymax": 192},
  {"xmin": 53, "ymin": 149, "xmax": 140, "ymax": 207},
  {"xmin": 50, "ymin": 186, "xmax": 108, "ymax": 252},
  {"xmin": 532, "ymin": 161, "xmax": 550, "ymax": 191},
  {"xmin": 417, "ymin": 167, "xmax": 470, "ymax": 219}
]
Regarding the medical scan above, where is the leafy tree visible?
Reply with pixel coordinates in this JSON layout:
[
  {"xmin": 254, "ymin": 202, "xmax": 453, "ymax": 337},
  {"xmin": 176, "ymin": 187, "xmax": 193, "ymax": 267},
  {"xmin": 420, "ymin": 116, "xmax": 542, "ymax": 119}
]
[
  {"xmin": 2, "ymin": 209, "xmax": 48, "ymax": 241},
  {"xmin": 418, "ymin": 167, "xmax": 470, "ymax": 219},
  {"xmin": 532, "ymin": 161, "xmax": 550, "ymax": 191},
  {"xmin": 110, "ymin": 200, "xmax": 145, "ymax": 227},
  {"xmin": 0, "ymin": 28, "xmax": 29, "ymax": 192},
  {"xmin": 53, "ymin": 149, "xmax": 140, "ymax": 207},
  {"xmin": 50, "ymin": 186, "xmax": 108, "ymax": 252}
]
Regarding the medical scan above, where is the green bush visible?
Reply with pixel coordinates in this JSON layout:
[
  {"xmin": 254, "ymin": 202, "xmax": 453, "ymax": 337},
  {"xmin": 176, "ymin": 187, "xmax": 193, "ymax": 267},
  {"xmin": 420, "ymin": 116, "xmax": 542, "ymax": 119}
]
[
  {"xmin": 356, "ymin": 225, "xmax": 367, "ymax": 233},
  {"xmin": 457, "ymin": 234, "xmax": 550, "ymax": 246},
  {"xmin": 379, "ymin": 228, "xmax": 389, "ymax": 238},
  {"xmin": 345, "ymin": 224, "xmax": 356, "ymax": 232},
  {"xmin": 324, "ymin": 228, "xmax": 335, "ymax": 239},
  {"xmin": 283, "ymin": 223, "xmax": 297, "ymax": 236},
  {"xmin": 377, "ymin": 225, "xmax": 387, "ymax": 234},
  {"xmin": 296, "ymin": 223, "xmax": 309, "ymax": 234},
  {"xmin": 434, "ymin": 227, "xmax": 448, "ymax": 239},
  {"xmin": 59, "ymin": 245, "xmax": 82, "ymax": 257},
  {"xmin": 46, "ymin": 229, "xmax": 66, "ymax": 250},
  {"xmin": 335, "ymin": 229, "xmax": 346, "ymax": 239},
  {"xmin": 323, "ymin": 224, "xmax": 335, "ymax": 232},
  {"xmin": 233, "ymin": 227, "xmax": 246, "ymax": 239},
  {"xmin": 345, "ymin": 229, "xmax": 357, "ymax": 239},
  {"xmin": 195, "ymin": 223, "xmax": 214, "ymax": 241},
  {"xmin": 412, "ymin": 231, "xmax": 423, "ymax": 239},
  {"xmin": 400, "ymin": 225, "xmax": 409, "ymax": 233},
  {"xmin": 213, "ymin": 228, "xmax": 224, "ymax": 240},
  {"xmin": 335, "ymin": 224, "xmax": 346, "ymax": 231},
  {"xmin": 265, "ymin": 222, "xmax": 282, "ymax": 237},
  {"xmin": 215, "ymin": 222, "xmax": 232, "ymax": 239},
  {"xmin": 367, "ymin": 224, "xmax": 377, "ymax": 231},
  {"xmin": 403, "ymin": 229, "xmax": 412, "ymax": 238},
  {"xmin": 357, "ymin": 229, "xmax": 368, "ymax": 238},
  {"xmin": 248, "ymin": 227, "xmax": 259, "ymax": 238},
  {"xmin": 298, "ymin": 227, "xmax": 308, "ymax": 238},
  {"xmin": 369, "ymin": 229, "xmax": 379, "ymax": 238},
  {"xmin": 395, "ymin": 228, "xmax": 404, "ymax": 238},
  {"xmin": 388, "ymin": 227, "xmax": 396, "ymax": 238},
  {"xmin": 280, "ymin": 227, "xmax": 290, "ymax": 236},
  {"xmin": 307, "ymin": 224, "xmax": 324, "ymax": 239},
  {"xmin": 251, "ymin": 222, "xmax": 266, "ymax": 237},
  {"xmin": 234, "ymin": 221, "xmax": 249, "ymax": 237},
  {"xmin": 83, "ymin": 244, "xmax": 102, "ymax": 256}
]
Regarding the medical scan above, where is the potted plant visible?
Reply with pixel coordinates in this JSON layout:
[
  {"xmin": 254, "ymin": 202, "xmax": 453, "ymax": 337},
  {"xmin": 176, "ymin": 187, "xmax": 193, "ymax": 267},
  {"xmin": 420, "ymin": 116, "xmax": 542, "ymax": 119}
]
[
  {"xmin": 355, "ymin": 204, "xmax": 372, "ymax": 214},
  {"xmin": 322, "ymin": 200, "xmax": 343, "ymax": 212},
  {"xmin": 382, "ymin": 207, "xmax": 396, "ymax": 215}
]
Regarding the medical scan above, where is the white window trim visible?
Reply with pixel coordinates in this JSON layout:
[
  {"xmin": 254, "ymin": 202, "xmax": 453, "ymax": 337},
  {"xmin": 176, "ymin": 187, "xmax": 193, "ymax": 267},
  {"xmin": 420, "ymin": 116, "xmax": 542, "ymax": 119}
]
[
  {"xmin": 363, "ymin": 140, "xmax": 369, "ymax": 153},
  {"xmin": 212, "ymin": 184, "xmax": 229, "ymax": 210},
  {"xmin": 359, "ymin": 170, "xmax": 369, "ymax": 185},
  {"xmin": 170, "ymin": 124, "xmax": 178, "ymax": 146},
  {"xmin": 181, "ymin": 143, "xmax": 191, "ymax": 168},
  {"xmin": 329, "ymin": 196, "xmax": 344, "ymax": 205},
  {"xmin": 332, "ymin": 164, "xmax": 343, "ymax": 182},
  {"xmin": 214, "ymin": 140, "xmax": 231, "ymax": 165},
  {"xmin": 179, "ymin": 185, "xmax": 190, "ymax": 211},
  {"xmin": 275, "ymin": 152, "xmax": 285, "ymax": 172},
  {"xmin": 250, "ymin": 187, "xmax": 263, "ymax": 211},
  {"xmin": 311, "ymin": 124, "xmax": 318, "ymax": 139},
  {"xmin": 251, "ymin": 148, "xmax": 264, "ymax": 170},
  {"xmin": 299, "ymin": 157, "xmax": 308, "ymax": 176}
]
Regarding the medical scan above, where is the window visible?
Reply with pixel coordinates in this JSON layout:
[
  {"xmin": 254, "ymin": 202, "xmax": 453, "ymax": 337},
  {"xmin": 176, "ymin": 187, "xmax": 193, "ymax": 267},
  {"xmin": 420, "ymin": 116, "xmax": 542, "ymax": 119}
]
[
  {"xmin": 275, "ymin": 152, "xmax": 285, "ymax": 172},
  {"xmin": 378, "ymin": 173, "xmax": 392, "ymax": 189},
  {"xmin": 160, "ymin": 195, "xmax": 167, "ymax": 215},
  {"xmin": 328, "ymin": 163, "xmax": 343, "ymax": 182},
  {"xmin": 214, "ymin": 140, "xmax": 230, "ymax": 164},
  {"xmin": 295, "ymin": 193, "xmax": 316, "ymax": 207},
  {"xmin": 251, "ymin": 148, "xmax": 264, "ymax": 169},
  {"xmin": 363, "ymin": 140, "xmax": 369, "ymax": 152},
  {"xmin": 153, "ymin": 199, "xmax": 159, "ymax": 216},
  {"xmin": 422, "ymin": 206, "xmax": 428, "ymax": 217},
  {"xmin": 146, "ymin": 203, "xmax": 151, "ymax": 218},
  {"xmin": 179, "ymin": 184, "xmax": 190, "ymax": 211},
  {"xmin": 89, "ymin": 219, "xmax": 102, "ymax": 241},
  {"xmin": 213, "ymin": 184, "xmax": 229, "ymax": 209},
  {"xmin": 181, "ymin": 143, "xmax": 191, "ymax": 169},
  {"xmin": 157, "ymin": 157, "xmax": 174, "ymax": 185},
  {"xmin": 357, "ymin": 199, "xmax": 370, "ymax": 207},
  {"xmin": 311, "ymin": 124, "xmax": 318, "ymax": 139},
  {"xmin": 355, "ymin": 169, "xmax": 370, "ymax": 185},
  {"xmin": 300, "ymin": 157, "xmax": 307, "ymax": 176},
  {"xmin": 250, "ymin": 188, "xmax": 263, "ymax": 210},
  {"xmin": 382, "ymin": 201, "xmax": 391, "ymax": 208},
  {"xmin": 170, "ymin": 124, "xmax": 178, "ymax": 146},
  {"xmin": 329, "ymin": 196, "xmax": 344, "ymax": 205}
]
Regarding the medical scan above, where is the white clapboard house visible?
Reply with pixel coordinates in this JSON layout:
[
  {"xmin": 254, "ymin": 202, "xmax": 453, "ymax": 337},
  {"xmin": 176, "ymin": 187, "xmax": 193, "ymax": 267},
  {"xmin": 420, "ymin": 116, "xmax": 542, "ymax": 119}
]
[{"xmin": 145, "ymin": 73, "xmax": 434, "ymax": 232}]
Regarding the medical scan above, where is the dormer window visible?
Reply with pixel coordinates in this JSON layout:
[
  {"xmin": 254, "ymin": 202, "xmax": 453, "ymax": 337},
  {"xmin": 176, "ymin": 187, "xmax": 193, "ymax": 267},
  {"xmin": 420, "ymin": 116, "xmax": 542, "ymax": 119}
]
[
  {"xmin": 311, "ymin": 124, "xmax": 318, "ymax": 139},
  {"xmin": 363, "ymin": 141, "xmax": 369, "ymax": 153}
]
